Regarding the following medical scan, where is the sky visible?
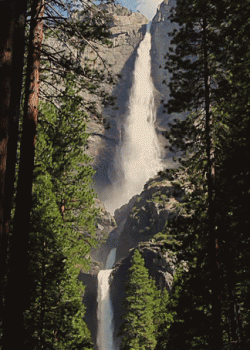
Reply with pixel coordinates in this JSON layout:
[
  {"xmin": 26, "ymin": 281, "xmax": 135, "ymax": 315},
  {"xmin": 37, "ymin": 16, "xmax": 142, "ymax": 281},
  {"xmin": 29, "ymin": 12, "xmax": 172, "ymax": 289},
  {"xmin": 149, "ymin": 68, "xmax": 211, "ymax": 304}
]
[
  {"xmin": 117, "ymin": 0, "xmax": 163, "ymax": 20},
  {"xmin": 54, "ymin": 1, "xmax": 163, "ymax": 21}
]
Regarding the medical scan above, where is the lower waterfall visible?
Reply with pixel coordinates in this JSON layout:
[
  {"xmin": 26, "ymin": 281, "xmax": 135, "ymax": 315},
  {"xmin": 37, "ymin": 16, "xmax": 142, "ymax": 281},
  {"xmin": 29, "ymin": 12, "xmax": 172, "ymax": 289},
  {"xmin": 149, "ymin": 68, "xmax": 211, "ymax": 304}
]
[{"xmin": 97, "ymin": 249, "xmax": 117, "ymax": 350}]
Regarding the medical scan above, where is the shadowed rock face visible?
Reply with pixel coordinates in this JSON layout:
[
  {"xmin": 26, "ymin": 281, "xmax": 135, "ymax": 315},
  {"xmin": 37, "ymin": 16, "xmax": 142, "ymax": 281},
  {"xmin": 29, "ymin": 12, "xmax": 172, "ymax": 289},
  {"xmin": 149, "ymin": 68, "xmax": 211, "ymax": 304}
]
[
  {"xmin": 78, "ymin": 272, "xmax": 98, "ymax": 347},
  {"xmin": 114, "ymin": 173, "xmax": 182, "ymax": 263}
]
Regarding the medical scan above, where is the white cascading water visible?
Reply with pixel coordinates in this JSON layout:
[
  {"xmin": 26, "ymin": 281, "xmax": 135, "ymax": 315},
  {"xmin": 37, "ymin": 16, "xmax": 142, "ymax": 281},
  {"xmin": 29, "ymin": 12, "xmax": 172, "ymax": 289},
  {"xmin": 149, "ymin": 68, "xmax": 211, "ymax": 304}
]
[
  {"xmin": 97, "ymin": 26, "xmax": 164, "ymax": 350},
  {"xmin": 97, "ymin": 248, "xmax": 117, "ymax": 350},
  {"xmin": 105, "ymin": 27, "xmax": 163, "ymax": 214}
]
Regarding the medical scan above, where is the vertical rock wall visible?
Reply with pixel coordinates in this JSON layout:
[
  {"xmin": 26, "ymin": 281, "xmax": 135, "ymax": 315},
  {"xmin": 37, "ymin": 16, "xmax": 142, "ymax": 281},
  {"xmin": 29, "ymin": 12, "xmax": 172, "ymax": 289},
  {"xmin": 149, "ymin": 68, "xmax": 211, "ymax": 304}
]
[
  {"xmin": 151, "ymin": 0, "xmax": 178, "ymax": 129},
  {"xmin": 150, "ymin": 0, "xmax": 186, "ymax": 167}
]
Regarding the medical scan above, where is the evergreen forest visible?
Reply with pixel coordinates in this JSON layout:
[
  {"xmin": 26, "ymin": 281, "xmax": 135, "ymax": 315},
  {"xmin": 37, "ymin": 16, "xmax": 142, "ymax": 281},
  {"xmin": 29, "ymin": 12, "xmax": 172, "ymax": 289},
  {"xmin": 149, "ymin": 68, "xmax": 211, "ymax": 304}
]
[
  {"xmin": 0, "ymin": 0, "xmax": 113, "ymax": 348},
  {"xmin": 0, "ymin": 0, "xmax": 250, "ymax": 350}
]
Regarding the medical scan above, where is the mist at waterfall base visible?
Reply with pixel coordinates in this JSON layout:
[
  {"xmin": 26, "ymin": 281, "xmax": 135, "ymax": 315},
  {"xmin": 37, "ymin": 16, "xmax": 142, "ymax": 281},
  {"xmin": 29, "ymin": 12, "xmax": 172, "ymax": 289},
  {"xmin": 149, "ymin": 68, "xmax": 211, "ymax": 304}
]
[
  {"xmin": 97, "ymin": 249, "xmax": 117, "ymax": 350},
  {"xmin": 103, "ymin": 30, "xmax": 164, "ymax": 215}
]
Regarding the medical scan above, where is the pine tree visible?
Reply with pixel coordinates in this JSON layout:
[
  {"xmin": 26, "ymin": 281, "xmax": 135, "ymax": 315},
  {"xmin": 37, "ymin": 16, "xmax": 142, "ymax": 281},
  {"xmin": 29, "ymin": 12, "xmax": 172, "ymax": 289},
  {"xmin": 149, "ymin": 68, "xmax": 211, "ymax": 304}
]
[
  {"xmin": 213, "ymin": 1, "xmax": 250, "ymax": 345},
  {"xmin": 120, "ymin": 249, "xmax": 160, "ymax": 350},
  {"xmin": 0, "ymin": 0, "xmax": 28, "ymax": 325},
  {"xmin": 2, "ymin": 1, "xmax": 45, "ymax": 347},
  {"xmin": 159, "ymin": 0, "xmax": 250, "ymax": 348},
  {"xmin": 1, "ymin": 1, "xmax": 114, "ymax": 347},
  {"xmin": 165, "ymin": 1, "xmax": 225, "ymax": 344},
  {"xmin": 22, "ymin": 77, "xmax": 97, "ymax": 349}
]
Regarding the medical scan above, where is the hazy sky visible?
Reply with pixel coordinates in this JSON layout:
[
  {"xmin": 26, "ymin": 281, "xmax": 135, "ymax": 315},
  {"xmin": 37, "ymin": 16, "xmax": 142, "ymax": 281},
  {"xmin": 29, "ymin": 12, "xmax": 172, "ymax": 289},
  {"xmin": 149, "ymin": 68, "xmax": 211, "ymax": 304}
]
[{"xmin": 117, "ymin": 0, "xmax": 163, "ymax": 20}]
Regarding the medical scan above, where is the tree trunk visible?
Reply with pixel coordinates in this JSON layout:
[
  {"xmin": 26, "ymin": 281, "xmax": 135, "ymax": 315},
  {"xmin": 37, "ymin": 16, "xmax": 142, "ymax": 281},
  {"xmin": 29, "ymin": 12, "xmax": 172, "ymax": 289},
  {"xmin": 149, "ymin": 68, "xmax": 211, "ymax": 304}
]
[
  {"xmin": 2, "ymin": 0, "xmax": 44, "ymax": 348},
  {"xmin": 202, "ymin": 12, "xmax": 222, "ymax": 349},
  {"xmin": 0, "ymin": 0, "xmax": 28, "ymax": 320},
  {"xmin": 0, "ymin": 0, "xmax": 16, "ymax": 298},
  {"xmin": 3, "ymin": 0, "xmax": 28, "ymax": 248}
]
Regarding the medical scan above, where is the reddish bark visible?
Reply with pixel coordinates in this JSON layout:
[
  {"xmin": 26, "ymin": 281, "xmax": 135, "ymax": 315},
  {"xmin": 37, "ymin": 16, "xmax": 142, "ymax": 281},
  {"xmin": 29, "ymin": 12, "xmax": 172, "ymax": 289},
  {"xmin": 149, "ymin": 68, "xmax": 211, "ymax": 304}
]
[
  {"xmin": 2, "ymin": 0, "xmax": 45, "ymax": 347},
  {"xmin": 3, "ymin": 0, "xmax": 28, "ymax": 239},
  {"xmin": 13, "ymin": 0, "xmax": 44, "ymax": 260},
  {"xmin": 0, "ymin": 0, "xmax": 15, "ymax": 253},
  {"xmin": 0, "ymin": 0, "xmax": 28, "ymax": 319}
]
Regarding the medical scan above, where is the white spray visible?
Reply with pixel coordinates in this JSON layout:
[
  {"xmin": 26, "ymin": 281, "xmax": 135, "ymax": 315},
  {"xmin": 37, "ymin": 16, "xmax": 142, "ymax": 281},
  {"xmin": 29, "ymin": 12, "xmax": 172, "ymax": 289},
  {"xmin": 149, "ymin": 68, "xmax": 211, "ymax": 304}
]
[
  {"xmin": 97, "ymin": 249, "xmax": 117, "ymax": 350},
  {"xmin": 105, "ymin": 28, "xmax": 163, "ymax": 214}
]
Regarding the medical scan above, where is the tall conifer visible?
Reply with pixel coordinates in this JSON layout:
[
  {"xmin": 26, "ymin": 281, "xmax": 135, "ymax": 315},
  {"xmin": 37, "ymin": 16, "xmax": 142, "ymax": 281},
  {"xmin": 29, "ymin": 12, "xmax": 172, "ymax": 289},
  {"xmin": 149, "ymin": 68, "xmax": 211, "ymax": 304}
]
[
  {"xmin": 22, "ymin": 79, "xmax": 96, "ymax": 349},
  {"xmin": 165, "ymin": 1, "xmax": 224, "ymax": 344},
  {"xmin": 120, "ymin": 249, "xmax": 159, "ymax": 350},
  {"xmin": 160, "ymin": 0, "xmax": 250, "ymax": 348}
]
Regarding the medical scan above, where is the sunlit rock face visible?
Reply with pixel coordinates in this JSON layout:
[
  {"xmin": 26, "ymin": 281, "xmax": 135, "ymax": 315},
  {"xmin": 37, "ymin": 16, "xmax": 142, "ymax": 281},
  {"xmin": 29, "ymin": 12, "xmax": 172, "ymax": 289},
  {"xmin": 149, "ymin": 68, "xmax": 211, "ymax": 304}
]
[
  {"xmin": 151, "ymin": 0, "xmax": 178, "ymax": 127},
  {"xmin": 86, "ymin": 4, "xmax": 149, "ymax": 166},
  {"xmin": 150, "ymin": 0, "xmax": 188, "ymax": 169}
]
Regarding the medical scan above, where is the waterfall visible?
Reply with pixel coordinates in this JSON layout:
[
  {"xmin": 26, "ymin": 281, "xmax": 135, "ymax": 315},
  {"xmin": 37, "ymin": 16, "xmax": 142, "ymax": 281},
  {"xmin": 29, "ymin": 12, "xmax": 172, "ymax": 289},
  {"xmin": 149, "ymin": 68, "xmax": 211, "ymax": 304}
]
[
  {"xmin": 96, "ymin": 25, "xmax": 164, "ymax": 350},
  {"xmin": 105, "ymin": 27, "xmax": 163, "ymax": 214},
  {"xmin": 97, "ymin": 249, "xmax": 117, "ymax": 350}
]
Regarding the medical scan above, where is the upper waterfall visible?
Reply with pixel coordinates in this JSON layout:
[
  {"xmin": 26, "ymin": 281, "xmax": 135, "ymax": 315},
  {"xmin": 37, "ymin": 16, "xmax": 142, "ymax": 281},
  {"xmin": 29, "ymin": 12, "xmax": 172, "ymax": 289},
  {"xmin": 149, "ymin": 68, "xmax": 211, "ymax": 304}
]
[{"xmin": 104, "ymin": 29, "xmax": 163, "ymax": 214}]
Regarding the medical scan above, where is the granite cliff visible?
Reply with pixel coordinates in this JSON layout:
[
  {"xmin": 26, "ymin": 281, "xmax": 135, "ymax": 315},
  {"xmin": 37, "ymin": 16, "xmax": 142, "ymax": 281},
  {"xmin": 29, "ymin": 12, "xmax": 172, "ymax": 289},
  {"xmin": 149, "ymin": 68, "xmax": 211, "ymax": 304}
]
[
  {"xmin": 79, "ymin": 1, "xmax": 185, "ymax": 348},
  {"xmin": 86, "ymin": 3, "xmax": 149, "ymax": 168},
  {"xmin": 151, "ymin": 0, "xmax": 177, "ymax": 126}
]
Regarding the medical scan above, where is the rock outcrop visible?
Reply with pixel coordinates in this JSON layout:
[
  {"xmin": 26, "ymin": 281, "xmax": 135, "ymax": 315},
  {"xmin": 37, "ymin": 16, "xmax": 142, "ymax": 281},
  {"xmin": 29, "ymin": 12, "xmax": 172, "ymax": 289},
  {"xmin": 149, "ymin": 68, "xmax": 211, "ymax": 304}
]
[
  {"xmin": 106, "ymin": 170, "xmax": 183, "ymax": 348},
  {"xmin": 114, "ymin": 172, "xmax": 182, "ymax": 263},
  {"xmin": 100, "ymin": 3, "xmax": 149, "ymax": 52}
]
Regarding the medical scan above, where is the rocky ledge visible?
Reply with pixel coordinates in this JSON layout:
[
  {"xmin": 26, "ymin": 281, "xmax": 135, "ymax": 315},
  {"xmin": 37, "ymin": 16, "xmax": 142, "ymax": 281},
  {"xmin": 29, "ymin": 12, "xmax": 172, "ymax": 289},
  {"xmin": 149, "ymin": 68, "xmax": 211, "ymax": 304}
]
[{"xmin": 114, "ymin": 171, "xmax": 183, "ymax": 263}]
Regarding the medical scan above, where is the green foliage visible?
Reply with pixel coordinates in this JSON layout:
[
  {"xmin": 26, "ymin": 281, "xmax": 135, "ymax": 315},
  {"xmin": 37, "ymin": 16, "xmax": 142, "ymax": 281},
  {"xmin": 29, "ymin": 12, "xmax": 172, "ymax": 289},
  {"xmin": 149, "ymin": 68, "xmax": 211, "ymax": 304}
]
[
  {"xmin": 1, "ymin": 1, "xmax": 115, "ymax": 347},
  {"xmin": 156, "ymin": 0, "xmax": 250, "ymax": 348},
  {"xmin": 120, "ymin": 249, "xmax": 162, "ymax": 350},
  {"xmin": 40, "ymin": 1, "xmax": 116, "ymax": 121},
  {"xmin": 23, "ymin": 78, "xmax": 97, "ymax": 349}
]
